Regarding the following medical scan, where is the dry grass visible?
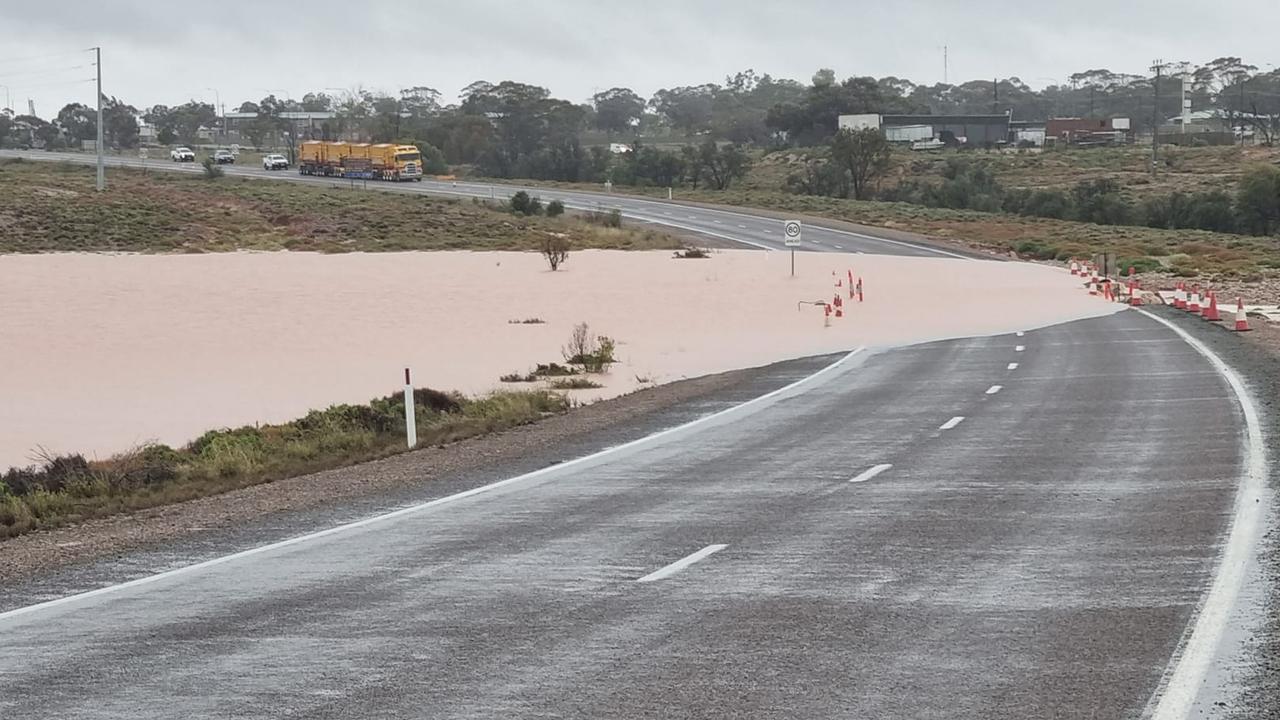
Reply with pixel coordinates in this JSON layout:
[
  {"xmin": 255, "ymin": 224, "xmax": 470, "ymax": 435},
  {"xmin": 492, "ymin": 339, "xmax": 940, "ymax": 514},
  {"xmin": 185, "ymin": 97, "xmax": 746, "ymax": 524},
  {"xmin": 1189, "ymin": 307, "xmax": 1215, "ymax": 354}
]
[{"xmin": 0, "ymin": 159, "xmax": 681, "ymax": 254}]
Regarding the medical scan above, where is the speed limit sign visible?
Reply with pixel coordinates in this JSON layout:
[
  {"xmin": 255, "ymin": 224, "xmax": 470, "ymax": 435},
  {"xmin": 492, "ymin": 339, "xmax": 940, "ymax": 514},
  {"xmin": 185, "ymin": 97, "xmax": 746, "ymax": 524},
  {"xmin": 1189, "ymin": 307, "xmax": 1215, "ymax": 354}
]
[{"xmin": 783, "ymin": 219, "xmax": 802, "ymax": 247}]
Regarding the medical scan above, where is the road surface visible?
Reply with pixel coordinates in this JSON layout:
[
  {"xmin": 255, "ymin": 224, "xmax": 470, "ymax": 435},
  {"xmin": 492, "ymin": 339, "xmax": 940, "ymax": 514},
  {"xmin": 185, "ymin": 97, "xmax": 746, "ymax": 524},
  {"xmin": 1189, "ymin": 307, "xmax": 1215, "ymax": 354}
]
[
  {"xmin": 0, "ymin": 310, "xmax": 1260, "ymax": 719},
  {"xmin": 0, "ymin": 148, "xmax": 968, "ymax": 258}
]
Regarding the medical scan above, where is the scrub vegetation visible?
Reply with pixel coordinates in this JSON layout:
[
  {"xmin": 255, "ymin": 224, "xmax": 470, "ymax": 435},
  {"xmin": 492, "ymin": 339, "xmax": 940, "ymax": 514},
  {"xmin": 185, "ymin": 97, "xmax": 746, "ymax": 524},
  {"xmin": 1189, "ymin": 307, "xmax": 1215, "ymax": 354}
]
[
  {"xmin": 0, "ymin": 159, "xmax": 679, "ymax": 254},
  {"xmin": 0, "ymin": 387, "xmax": 568, "ymax": 540}
]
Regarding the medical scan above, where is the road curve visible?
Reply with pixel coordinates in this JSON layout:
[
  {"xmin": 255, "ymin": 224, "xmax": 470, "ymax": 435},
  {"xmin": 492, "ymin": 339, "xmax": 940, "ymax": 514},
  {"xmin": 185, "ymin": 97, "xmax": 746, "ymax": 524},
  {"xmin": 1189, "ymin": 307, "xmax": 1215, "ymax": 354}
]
[
  {"xmin": 0, "ymin": 311, "xmax": 1255, "ymax": 719},
  {"xmin": 0, "ymin": 148, "xmax": 967, "ymax": 257}
]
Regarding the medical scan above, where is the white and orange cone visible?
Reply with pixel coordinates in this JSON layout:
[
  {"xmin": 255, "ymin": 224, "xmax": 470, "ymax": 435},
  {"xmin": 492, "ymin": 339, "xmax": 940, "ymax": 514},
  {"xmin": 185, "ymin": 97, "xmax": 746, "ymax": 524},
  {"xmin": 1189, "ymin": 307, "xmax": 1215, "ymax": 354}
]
[
  {"xmin": 1203, "ymin": 291, "xmax": 1221, "ymax": 321},
  {"xmin": 1234, "ymin": 299, "xmax": 1251, "ymax": 332},
  {"xmin": 1188, "ymin": 288, "xmax": 1201, "ymax": 314}
]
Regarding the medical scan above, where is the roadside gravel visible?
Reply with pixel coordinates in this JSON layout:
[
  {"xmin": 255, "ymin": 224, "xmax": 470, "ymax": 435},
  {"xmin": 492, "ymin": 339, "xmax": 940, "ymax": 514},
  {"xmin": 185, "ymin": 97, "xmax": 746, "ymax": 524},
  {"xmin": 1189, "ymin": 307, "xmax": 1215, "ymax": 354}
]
[{"xmin": 1149, "ymin": 307, "xmax": 1279, "ymax": 719}]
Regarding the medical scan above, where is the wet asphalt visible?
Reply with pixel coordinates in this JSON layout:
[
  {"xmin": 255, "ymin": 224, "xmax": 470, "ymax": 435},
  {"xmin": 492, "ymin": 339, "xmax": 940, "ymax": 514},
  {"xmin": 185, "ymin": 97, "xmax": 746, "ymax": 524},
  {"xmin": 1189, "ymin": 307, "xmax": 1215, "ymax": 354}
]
[{"xmin": 0, "ymin": 310, "xmax": 1254, "ymax": 719}]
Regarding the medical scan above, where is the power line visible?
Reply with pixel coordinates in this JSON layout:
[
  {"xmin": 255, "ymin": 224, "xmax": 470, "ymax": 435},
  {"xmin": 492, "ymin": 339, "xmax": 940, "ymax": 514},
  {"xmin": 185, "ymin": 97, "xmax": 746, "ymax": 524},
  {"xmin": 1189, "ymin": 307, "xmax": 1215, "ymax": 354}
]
[
  {"xmin": 0, "ymin": 65, "xmax": 92, "ymax": 81},
  {"xmin": 0, "ymin": 48, "xmax": 92, "ymax": 68}
]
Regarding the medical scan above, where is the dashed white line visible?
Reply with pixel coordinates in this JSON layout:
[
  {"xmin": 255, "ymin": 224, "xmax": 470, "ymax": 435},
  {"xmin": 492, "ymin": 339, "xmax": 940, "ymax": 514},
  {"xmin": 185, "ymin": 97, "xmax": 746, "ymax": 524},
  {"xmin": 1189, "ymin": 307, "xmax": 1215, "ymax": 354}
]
[
  {"xmin": 1015, "ymin": 345, "xmax": 1026, "ymax": 352},
  {"xmin": 713, "ymin": 220, "xmax": 722, "ymax": 224},
  {"xmin": 834, "ymin": 245, "xmax": 843, "ymax": 249},
  {"xmin": 737, "ymin": 224, "xmax": 747, "ymax": 229},
  {"xmin": 1007, "ymin": 362, "xmax": 1019, "ymax": 370},
  {"xmin": 939, "ymin": 416, "xmax": 966, "ymax": 430},
  {"xmin": 986, "ymin": 385, "xmax": 1003, "ymax": 395},
  {"xmin": 637, "ymin": 544, "xmax": 728, "ymax": 583},
  {"xmin": 811, "ymin": 240, "xmax": 821, "ymax": 244},
  {"xmin": 764, "ymin": 229, "xmax": 773, "ymax": 233},
  {"xmin": 849, "ymin": 464, "xmax": 893, "ymax": 484},
  {"xmin": 1016, "ymin": 331, "xmax": 1026, "ymax": 337},
  {"xmin": 687, "ymin": 215, "xmax": 697, "ymax": 219}
]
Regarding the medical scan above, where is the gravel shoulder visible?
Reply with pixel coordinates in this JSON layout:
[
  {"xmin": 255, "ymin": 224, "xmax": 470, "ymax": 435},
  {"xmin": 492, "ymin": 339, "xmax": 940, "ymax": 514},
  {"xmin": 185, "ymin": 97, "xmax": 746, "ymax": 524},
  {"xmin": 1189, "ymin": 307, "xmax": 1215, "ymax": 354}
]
[{"xmin": 0, "ymin": 353, "xmax": 840, "ymax": 602}]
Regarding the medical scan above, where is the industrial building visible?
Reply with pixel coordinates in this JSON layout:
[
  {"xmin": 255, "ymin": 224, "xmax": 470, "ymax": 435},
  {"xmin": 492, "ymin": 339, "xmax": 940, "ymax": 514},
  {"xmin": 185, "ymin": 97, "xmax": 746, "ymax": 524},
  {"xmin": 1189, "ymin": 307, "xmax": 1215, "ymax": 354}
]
[
  {"xmin": 838, "ymin": 113, "xmax": 1012, "ymax": 147},
  {"xmin": 1045, "ymin": 117, "xmax": 1132, "ymax": 146}
]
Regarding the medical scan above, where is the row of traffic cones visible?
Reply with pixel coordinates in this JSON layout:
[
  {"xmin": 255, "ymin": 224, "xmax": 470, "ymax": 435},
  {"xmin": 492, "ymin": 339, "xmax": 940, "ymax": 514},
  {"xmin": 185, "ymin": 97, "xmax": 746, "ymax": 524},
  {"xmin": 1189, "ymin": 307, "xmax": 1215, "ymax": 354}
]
[{"xmin": 1171, "ymin": 281, "xmax": 1250, "ymax": 331}]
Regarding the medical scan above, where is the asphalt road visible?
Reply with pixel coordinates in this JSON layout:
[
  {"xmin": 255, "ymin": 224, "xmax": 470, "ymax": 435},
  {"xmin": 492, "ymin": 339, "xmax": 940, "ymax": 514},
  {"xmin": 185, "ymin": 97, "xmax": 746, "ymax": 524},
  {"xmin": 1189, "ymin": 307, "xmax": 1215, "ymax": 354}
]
[
  {"xmin": 0, "ymin": 311, "xmax": 1253, "ymax": 719},
  {"xmin": 0, "ymin": 148, "xmax": 967, "ymax": 257}
]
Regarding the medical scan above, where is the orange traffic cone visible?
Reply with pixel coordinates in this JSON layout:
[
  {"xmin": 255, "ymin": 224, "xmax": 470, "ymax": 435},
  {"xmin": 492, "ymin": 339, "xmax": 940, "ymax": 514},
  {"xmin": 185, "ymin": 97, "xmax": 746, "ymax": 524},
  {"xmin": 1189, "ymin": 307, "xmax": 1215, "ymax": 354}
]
[
  {"xmin": 1203, "ymin": 291, "xmax": 1221, "ymax": 321},
  {"xmin": 1188, "ymin": 288, "xmax": 1201, "ymax": 313},
  {"xmin": 1234, "ymin": 299, "xmax": 1251, "ymax": 331},
  {"xmin": 1070, "ymin": 260, "xmax": 1080, "ymax": 276},
  {"xmin": 1129, "ymin": 280, "xmax": 1143, "ymax": 306},
  {"xmin": 1174, "ymin": 282, "xmax": 1186, "ymax": 309}
]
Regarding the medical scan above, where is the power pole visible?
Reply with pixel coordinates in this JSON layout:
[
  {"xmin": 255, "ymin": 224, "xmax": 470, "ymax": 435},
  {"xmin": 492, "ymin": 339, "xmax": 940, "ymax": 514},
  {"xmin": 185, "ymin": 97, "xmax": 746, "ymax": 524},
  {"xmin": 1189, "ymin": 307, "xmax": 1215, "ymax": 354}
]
[
  {"xmin": 993, "ymin": 77, "xmax": 998, "ymax": 114},
  {"xmin": 1089, "ymin": 85, "xmax": 1095, "ymax": 116},
  {"xmin": 95, "ymin": 46, "xmax": 104, "ymax": 192},
  {"xmin": 943, "ymin": 45, "xmax": 948, "ymax": 85},
  {"xmin": 1150, "ymin": 60, "xmax": 1162, "ymax": 176}
]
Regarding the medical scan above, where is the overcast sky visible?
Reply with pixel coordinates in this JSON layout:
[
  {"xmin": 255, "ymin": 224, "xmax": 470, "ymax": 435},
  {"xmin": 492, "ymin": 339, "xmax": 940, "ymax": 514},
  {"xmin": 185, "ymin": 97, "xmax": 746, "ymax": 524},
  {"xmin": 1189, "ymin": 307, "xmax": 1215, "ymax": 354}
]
[{"xmin": 1, "ymin": 0, "xmax": 1277, "ymax": 116}]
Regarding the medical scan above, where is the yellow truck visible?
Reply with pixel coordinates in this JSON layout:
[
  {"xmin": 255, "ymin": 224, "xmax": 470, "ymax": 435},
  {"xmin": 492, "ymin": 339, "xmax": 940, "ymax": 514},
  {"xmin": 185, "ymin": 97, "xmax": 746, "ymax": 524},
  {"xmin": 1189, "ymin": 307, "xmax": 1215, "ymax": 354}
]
[{"xmin": 297, "ymin": 141, "xmax": 423, "ymax": 181}]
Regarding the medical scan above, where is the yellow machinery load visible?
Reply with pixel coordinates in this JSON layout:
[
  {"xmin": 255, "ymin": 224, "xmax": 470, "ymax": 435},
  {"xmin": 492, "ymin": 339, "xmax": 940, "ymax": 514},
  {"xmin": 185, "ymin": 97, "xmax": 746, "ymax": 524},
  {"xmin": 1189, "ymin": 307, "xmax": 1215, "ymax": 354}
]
[{"xmin": 296, "ymin": 140, "xmax": 423, "ymax": 181}]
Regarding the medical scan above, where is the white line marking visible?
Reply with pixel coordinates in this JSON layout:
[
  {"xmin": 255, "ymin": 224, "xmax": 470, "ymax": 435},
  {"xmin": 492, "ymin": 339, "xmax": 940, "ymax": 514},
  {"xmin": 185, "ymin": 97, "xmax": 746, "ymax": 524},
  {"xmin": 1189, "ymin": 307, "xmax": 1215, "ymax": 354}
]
[
  {"xmin": 763, "ymin": 229, "xmax": 772, "ymax": 233},
  {"xmin": 1015, "ymin": 345, "xmax": 1026, "ymax": 352},
  {"xmin": 687, "ymin": 215, "xmax": 697, "ymax": 219},
  {"xmin": 637, "ymin": 544, "xmax": 727, "ymax": 583},
  {"xmin": 939, "ymin": 416, "xmax": 965, "ymax": 430},
  {"xmin": 985, "ymin": 385, "xmax": 1002, "ymax": 395},
  {"xmin": 834, "ymin": 245, "xmax": 843, "ymax": 249},
  {"xmin": 0, "ymin": 349, "xmax": 866, "ymax": 622},
  {"xmin": 737, "ymin": 224, "xmax": 746, "ymax": 228},
  {"xmin": 1139, "ymin": 310, "xmax": 1269, "ymax": 720},
  {"xmin": 663, "ymin": 211, "xmax": 672, "ymax": 215},
  {"xmin": 1007, "ymin": 363, "xmax": 1019, "ymax": 370},
  {"xmin": 849, "ymin": 464, "xmax": 893, "ymax": 484},
  {"xmin": 1016, "ymin": 331, "xmax": 1025, "ymax": 337},
  {"xmin": 810, "ymin": 240, "xmax": 821, "ymax": 244},
  {"xmin": 713, "ymin": 220, "xmax": 722, "ymax": 224}
]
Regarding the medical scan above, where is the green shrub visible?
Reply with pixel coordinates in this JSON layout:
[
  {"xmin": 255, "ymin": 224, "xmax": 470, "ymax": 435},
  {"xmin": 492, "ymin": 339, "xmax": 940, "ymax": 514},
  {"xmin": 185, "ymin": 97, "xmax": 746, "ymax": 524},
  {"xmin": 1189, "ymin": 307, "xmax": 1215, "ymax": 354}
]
[
  {"xmin": 548, "ymin": 377, "xmax": 604, "ymax": 390},
  {"xmin": 201, "ymin": 157, "xmax": 224, "ymax": 179},
  {"xmin": 546, "ymin": 199, "xmax": 565, "ymax": 217}
]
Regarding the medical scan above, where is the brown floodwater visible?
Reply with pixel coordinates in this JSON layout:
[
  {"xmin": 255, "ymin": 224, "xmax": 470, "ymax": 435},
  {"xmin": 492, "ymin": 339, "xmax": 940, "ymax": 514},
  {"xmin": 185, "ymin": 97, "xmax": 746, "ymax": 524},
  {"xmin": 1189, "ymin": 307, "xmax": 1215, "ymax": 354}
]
[{"xmin": 0, "ymin": 250, "xmax": 1117, "ymax": 469}]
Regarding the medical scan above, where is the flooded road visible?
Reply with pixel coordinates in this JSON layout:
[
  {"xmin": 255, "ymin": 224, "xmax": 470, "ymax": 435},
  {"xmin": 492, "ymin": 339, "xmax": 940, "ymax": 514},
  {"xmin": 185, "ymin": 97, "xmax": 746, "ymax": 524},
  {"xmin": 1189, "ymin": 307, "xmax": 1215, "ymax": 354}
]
[{"xmin": 0, "ymin": 250, "xmax": 1116, "ymax": 468}]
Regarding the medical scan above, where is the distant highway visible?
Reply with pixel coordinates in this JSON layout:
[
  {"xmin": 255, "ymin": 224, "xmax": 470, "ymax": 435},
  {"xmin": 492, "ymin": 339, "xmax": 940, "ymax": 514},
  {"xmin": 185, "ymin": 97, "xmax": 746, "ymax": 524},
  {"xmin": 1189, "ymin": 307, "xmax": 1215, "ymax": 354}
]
[{"xmin": 0, "ymin": 148, "xmax": 968, "ymax": 258}]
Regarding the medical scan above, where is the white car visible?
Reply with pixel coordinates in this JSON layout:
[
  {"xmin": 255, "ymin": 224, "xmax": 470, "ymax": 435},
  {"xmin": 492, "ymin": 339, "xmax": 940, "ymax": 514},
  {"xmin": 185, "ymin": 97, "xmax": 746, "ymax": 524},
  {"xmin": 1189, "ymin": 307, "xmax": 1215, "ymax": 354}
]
[
  {"xmin": 263, "ymin": 154, "xmax": 289, "ymax": 171},
  {"xmin": 170, "ymin": 147, "xmax": 195, "ymax": 162}
]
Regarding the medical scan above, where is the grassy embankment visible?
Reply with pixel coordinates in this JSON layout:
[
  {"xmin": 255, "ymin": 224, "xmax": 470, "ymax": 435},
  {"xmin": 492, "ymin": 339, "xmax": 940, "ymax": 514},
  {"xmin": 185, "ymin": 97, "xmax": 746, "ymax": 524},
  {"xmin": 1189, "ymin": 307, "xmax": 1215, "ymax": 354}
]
[
  {"xmin": 472, "ymin": 145, "xmax": 1280, "ymax": 279},
  {"xmin": 0, "ymin": 389, "xmax": 567, "ymax": 539},
  {"xmin": 0, "ymin": 158, "xmax": 681, "ymax": 253},
  {"xmin": 0, "ymin": 159, "xmax": 677, "ymax": 540}
]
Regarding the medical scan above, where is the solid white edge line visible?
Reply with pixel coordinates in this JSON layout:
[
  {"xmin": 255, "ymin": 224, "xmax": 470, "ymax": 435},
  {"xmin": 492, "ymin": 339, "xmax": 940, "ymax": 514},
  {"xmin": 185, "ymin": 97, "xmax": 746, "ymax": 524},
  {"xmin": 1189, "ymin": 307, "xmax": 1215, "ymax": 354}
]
[
  {"xmin": 0, "ymin": 347, "xmax": 866, "ymax": 623},
  {"xmin": 939, "ymin": 416, "xmax": 965, "ymax": 430},
  {"xmin": 1139, "ymin": 310, "xmax": 1269, "ymax": 720},
  {"xmin": 985, "ymin": 385, "xmax": 1002, "ymax": 395},
  {"xmin": 1007, "ymin": 363, "xmax": 1019, "ymax": 370},
  {"xmin": 849, "ymin": 464, "xmax": 893, "ymax": 484},
  {"xmin": 636, "ymin": 544, "xmax": 728, "ymax": 583}
]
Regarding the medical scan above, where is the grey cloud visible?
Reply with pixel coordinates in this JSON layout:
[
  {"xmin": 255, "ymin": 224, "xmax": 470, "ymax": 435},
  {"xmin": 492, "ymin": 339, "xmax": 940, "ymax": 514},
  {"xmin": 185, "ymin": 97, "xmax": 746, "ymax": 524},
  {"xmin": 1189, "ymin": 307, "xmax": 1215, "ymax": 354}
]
[{"xmin": 1, "ymin": 0, "xmax": 1277, "ymax": 116}]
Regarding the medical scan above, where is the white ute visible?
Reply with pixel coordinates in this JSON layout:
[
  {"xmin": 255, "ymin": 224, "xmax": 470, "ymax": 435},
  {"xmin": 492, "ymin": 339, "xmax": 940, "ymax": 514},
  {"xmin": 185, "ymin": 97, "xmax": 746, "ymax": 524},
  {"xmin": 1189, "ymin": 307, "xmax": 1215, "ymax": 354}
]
[
  {"xmin": 170, "ymin": 147, "xmax": 195, "ymax": 162},
  {"xmin": 263, "ymin": 154, "xmax": 289, "ymax": 170}
]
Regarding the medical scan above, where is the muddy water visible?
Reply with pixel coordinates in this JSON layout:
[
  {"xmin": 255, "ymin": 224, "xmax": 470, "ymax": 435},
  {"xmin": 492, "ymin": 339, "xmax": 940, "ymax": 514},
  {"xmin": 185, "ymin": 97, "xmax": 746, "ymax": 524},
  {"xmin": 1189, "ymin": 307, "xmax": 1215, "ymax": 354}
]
[{"xmin": 0, "ymin": 250, "xmax": 1118, "ymax": 468}]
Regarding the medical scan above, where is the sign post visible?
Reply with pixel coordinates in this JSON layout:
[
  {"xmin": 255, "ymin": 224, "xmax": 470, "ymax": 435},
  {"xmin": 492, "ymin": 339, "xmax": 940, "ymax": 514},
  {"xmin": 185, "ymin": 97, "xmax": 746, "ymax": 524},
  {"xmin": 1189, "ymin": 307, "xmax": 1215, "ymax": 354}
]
[{"xmin": 784, "ymin": 220, "xmax": 802, "ymax": 277}]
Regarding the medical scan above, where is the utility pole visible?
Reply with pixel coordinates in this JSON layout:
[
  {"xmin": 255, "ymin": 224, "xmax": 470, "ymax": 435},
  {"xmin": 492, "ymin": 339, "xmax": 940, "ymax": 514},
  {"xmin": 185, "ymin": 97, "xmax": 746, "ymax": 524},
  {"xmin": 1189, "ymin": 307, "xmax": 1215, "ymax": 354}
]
[
  {"xmin": 943, "ymin": 45, "xmax": 949, "ymax": 85},
  {"xmin": 95, "ymin": 46, "xmax": 104, "ymax": 192},
  {"xmin": 1089, "ymin": 85, "xmax": 1095, "ymax": 116},
  {"xmin": 1150, "ymin": 59, "xmax": 1162, "ymax": 176},
  {"xmin": 992, "ymin": 77, "xmax": 998, "ymax": 114}
]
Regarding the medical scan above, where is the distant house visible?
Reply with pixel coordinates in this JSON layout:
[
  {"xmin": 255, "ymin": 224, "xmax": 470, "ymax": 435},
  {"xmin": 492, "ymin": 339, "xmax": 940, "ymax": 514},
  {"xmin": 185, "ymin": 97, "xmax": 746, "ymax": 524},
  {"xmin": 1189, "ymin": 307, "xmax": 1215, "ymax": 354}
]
[
  {"xmin": 223, "ymin": 111, "xmax": 336, "ymax": 144},
  {"xmin": 839, "ymin": 113, "xmax": 1011, "ymax": 147},
  {"xmin": 1045, "ymin": 117, "xmax": 1132, "ymax": 146}
]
